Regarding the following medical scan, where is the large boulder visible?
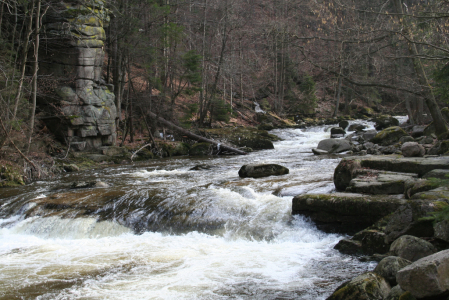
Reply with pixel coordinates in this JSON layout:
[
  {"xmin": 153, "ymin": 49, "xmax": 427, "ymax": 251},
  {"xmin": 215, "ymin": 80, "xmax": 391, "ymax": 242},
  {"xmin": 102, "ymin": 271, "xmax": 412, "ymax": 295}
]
[
  {"xmin": 382, "ymin": 201, "xmax": 447, "ymax": 243},
  {"xmin": 401, "ymin": 142, "xmax": 425, "ymax": 157},
  {"xmin": 339, "ymin": 120, "xmax": 349, "ymax": 129},
  {"xmin": 434, "ymin": 220, "xmax": 449, "ymax": 243},
  {"xmin": 362, "ymin": 130, "xmax": 378, "ymax": 142},
  {"xmin": 374, "ymin": 256, "xmax": 412, "ymax": 286},
  {"xmin": 292, "ymin": 193, "xmax": 407, "ymax": 234},
  {"xmin": 397, "ymin": 249, "xmax": 449, "ymax": 299},
  {"xmin": 390, "ymin": 235, "xmax": 437, "ymax": 262},
  {"xmin": 238, "ymin": 164, "xmax": 289, "ymax": 178},
  {"xmin": 317, "ymin": 139, "xmax": 352, "ymax": 153},
  {"xmin": 326, "ymin": 272, "xmax": 391, "ymax": 300},
  {"xmin": 374, "ymin": 116, "xmax": 400, "ymax": 131},
  {"xmin": 371, "ymin": 126, "xmax": 409, "ymax": 146}
]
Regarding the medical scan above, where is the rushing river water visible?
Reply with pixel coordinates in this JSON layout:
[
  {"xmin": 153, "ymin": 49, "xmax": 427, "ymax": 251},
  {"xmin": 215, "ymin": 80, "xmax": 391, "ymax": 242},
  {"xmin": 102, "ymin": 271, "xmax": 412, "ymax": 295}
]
[{"xmin": 0, "ymin": 122, "xmax": 381, "ymax": 300}]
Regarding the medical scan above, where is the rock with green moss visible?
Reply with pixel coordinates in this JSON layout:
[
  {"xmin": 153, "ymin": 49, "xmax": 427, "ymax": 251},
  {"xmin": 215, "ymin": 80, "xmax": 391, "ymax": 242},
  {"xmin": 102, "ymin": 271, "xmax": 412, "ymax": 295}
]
[
  {"xmin": 238, "ymin": 164, "xmax": 289, "ymax": 178},
  {"xmin": 134, "ymin": 148, "xmax": 154, "ymax": 161},
  {"xmin": 423, "ymin": 169, "xmax": 449, "ymax": 179},
  {"xmin": 326, "ymin": 272, "xmax": 391, "ymax": 300},
  {"xmin": 382, "ymin": 201, "xmax": 445, "ymax": 243},
  {"xmin": 189, "ymin": 143, "xmax": 212, "ymax": 156},
  {"xmin": 385, "ymin": 285, "xmax": 416, "ymax": 300},
  {"xmin": 292, "ymin": 193, "xmax": 407, "ymax": 234},
  {"xmin": 374, "ymin": 116, "xmax": 400, "ymax": 131},
  {"xmin": 374, "ymin": 256, "xmax": 412, "ymax": 286},
  {"xmin": 0, "ymin": 165, "xmax": 25, "ymax": 187},
  {"xmin": 410, "ymin": 187, "xmax": 449, "ymax": 200},
  {"xmin": 354, "ymin": 229, "xmax": 390, "ymax": 255},
  {"xmin": 371, "ymin": 126, "xmax": 409, "ymax": 146},
  {"xmin": 172, "ymin": 142, "xmax": 190, "ymax": 156},
  {"xmin": 198, "ymin": 127, "xmax": 279, "ymax": 150},
  {"xmin": 404, "ymin": 178, "xmax": 443, "ymax": 199},
  {"xmin": 63, "ymin": 163, "xmax": 80, "ymax": 172}
]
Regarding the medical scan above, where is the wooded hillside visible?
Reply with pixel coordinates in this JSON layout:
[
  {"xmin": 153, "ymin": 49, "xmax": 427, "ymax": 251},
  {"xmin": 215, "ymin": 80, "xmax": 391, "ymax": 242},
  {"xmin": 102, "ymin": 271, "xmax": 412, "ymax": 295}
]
[{"xmin": 1, "ymin": 0, "xmax": 449, "ymax": 169}]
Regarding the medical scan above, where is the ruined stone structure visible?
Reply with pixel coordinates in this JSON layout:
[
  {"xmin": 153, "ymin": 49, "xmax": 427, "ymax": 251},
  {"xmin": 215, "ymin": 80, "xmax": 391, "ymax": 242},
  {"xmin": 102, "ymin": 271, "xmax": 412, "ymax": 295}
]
[{"xmin": 39, "ymin": 0, "xmax": 116, "ymax": 151}]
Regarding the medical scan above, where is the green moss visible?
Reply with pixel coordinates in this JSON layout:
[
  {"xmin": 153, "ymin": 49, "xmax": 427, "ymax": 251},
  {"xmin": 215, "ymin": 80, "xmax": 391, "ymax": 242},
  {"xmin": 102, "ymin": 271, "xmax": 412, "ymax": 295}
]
[{"xmin": 0, "ymin": 165, "xmax": 25, "ymax": 187}]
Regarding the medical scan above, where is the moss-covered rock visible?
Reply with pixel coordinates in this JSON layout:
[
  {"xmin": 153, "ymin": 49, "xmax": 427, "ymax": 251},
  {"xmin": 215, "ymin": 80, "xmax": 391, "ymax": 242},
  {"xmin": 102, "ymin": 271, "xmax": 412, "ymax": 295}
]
[
  {"xmin": 189, "ymin": 143, "xmax": 212, "ymax": 156},
  {"xmin": 292, "ymin": 193, "xmax": 407, "ymax": 234},
  {"xmin": 134, "ymin": 148, "xmax": 154, "ymax": 161},
  {"xmin": 374, "ymin": 256, "xmax": 412, "ymax": 286},
  {"xmin": 197, "ymin": 127, "xmax": 280, "ymax": 150},
  {"xmin": 374, "ymin": 115, "xmax": 400, "ymax": 131},
  {"xmin": 390, "ymin": 235, "xmax": 437, "ymax": 262},
  {"xmin": 371, "ymin": 126, "xmax": 409, "ymax": 146},
  {"xmin": 0, "ymin": 165, "xmax": 25, "ymax": 187},
  {"xmin": 326, "ymin": 272, "xmax": 391, "ymax": 300}
]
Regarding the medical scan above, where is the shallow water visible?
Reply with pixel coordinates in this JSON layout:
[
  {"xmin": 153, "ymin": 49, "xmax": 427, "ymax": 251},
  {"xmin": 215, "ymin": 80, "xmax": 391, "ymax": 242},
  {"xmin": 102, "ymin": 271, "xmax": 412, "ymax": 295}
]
[{"xmin": 0, "ymin": 121, "xmax": 379, "ymax": 299}]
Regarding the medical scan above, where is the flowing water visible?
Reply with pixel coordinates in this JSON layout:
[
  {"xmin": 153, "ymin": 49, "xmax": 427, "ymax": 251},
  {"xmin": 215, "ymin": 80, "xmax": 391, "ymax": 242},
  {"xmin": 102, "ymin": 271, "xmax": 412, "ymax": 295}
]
[{"xmin": 0, "ymin": 122, "xmax": 381, "ymax": 300}]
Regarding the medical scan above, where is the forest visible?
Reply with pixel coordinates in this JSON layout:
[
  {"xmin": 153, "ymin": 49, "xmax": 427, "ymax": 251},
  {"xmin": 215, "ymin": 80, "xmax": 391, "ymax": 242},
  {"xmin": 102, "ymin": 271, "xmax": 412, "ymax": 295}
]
[{"xmin": 1, "ymin": 0, "xmax": 449, "ymax": 178}]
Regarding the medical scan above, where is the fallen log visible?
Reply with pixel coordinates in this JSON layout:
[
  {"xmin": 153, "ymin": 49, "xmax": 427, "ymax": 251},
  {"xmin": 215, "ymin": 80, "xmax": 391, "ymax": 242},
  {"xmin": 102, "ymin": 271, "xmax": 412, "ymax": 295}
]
[{"xmin": 146, "ymin": 111, "xmax": 248, "ymax": 155}]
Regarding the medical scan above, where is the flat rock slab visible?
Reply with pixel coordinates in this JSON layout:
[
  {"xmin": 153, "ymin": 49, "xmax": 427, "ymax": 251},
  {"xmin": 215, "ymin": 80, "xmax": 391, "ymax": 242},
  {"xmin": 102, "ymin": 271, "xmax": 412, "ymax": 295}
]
[
  {"xmin": 411, "ymin": 187, "xmax": 449, "ymax": 200},
  {"xmin": 358, "ymin": 155, "xmax": 449, "ymax": 177},
  {"xmin": 292, "ymin": 193, "xmax": 407, "ymax": 234},
  {"xmin": 346, "ymin": 171, "xmax": 418, "ymax": 195},
  {"xmin": 334, "ymin": 156, "xmax": 449, "ymax": 191}
]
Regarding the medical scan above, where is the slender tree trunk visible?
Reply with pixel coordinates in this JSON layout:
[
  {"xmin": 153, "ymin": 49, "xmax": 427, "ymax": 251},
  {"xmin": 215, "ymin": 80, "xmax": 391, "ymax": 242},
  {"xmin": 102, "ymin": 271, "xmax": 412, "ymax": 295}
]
[
  {"xmin": 12, "ymin": 0, "xmax": 36, "ymax": 121},
  {"xmin": 27, "ymin": 0, "xmax": 42, "ymax": 154},
  {"xmin": 333, "ymin": 76, "xmax": 342, "ymax": 117},
  {"xmin": 393, "ymin": 0, "xmax": 447, "ymax": 136}
]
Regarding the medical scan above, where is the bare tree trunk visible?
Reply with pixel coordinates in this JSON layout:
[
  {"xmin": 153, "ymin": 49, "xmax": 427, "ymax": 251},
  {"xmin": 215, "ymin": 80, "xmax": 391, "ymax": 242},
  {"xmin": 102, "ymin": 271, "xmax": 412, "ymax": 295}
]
[
  {"xmin": 393, "ymin": 0, "xmax": 447, "ymax": 136},
  {"xmin": 27, "ymin": 0, "xmax": 42, "ymax": 154},
  {"xmin": 333, "ymin": 76, "xmax": 342, "ymax": 117},
  {"xmin": 12, "ymin": 0, "xmax": 36, "ymax": 121}
]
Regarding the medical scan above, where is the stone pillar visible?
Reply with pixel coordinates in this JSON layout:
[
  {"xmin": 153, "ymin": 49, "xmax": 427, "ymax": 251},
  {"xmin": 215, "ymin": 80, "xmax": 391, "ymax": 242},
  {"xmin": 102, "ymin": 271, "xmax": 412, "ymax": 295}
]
[{"xmin": 39, "ymin": 0, "xmax": 116, "ymax": 151}]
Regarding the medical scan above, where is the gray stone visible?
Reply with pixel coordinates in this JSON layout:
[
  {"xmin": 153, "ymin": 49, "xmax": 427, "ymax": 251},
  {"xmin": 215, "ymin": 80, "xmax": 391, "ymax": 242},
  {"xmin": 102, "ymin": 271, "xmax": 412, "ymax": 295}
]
[
  {"xmin": 390, "ymin": 235, "xmax": 437, "ymax": 262},
  {"xmin": 331, "ymin": 127, "xmax": 346, "ymax": 135},
  {"xmin": 362, "ymin": 130, "xmax": 378, "ymax": 142},
  {"xmin": 317, "ymin": 138, "xmax": 352, "ymax": 153},
  {"xmin": 423, "ymin": 169, "xmax": 449, "ymax": 179},
  {"xmin": 385, "ymin": 285, "xmax": 415, "ymax": 300},
  {"xmin": 401, "ymin": 142, "xmax": 425, "ymax": 157},
  {"xmin": 346, "ymin": 171, "xmax": 417, "ymax": 195},
  {"xmin": 397, "ymin": 249, "xmax": 449, "ymax": 299},
  {"xmin": 374, "ymin": 256, "xmax": 412, "ymax": 286},
  {"xmin": 418, "ymin": 136, "xmax": 434, "ymax": 145},
  {"xmin": 326, "ymin": 272, "xmax": 391, "ymax": 300},
  {"xmin": 334, "ymin": 239, "xmax": 363, "ymax": 255},
  {"xmin": 238, "ymin": 164, "xmax": 289, "ymax": 178},
  {"xmin": 411, "ymin": 125, "xmax": 426, "ymax": 138},
  {"xmin": 348, "ymin": 123, "xmax": 367, "ymax": 131},
  {"xmin": 399, "ymin": 136, "xmax": 415, "ymax": 144},
  {"xmin": 383, "ymin": 201, "xmax": 442, "ymax": 243},
  {"xmin": 434, "ymin": 220, "xmax": 449, "ymax": 243}
]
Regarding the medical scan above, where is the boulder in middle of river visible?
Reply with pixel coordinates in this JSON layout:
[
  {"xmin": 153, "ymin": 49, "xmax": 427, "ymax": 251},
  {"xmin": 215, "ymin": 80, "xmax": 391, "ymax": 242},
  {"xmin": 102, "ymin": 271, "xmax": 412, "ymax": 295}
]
[
  {"xmin": 315, "ymin": 138, "xmax": 352, "ymax": 154},
  {"xmin": 238, "ymin": 164, "xmax": 289, "ymax": 178}
]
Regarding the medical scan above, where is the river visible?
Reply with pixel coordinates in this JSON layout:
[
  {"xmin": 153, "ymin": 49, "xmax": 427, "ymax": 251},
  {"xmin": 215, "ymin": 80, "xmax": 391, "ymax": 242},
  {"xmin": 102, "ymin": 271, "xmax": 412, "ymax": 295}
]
[{"xmin": 0, "ymin": 122, "xmax": 379, "ymax": 299}]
